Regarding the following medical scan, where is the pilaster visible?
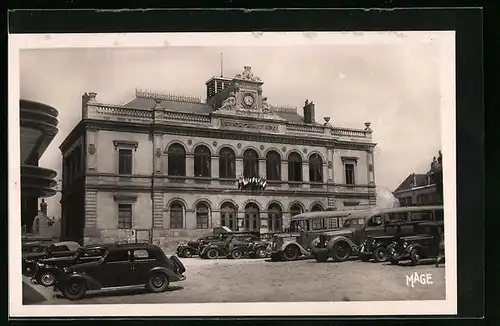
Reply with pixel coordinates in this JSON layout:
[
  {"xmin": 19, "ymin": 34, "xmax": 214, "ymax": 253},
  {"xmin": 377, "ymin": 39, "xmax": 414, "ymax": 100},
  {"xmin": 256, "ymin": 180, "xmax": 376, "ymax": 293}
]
[
  {"xmin": 86, "ymin": 129, "xmax": 98, "ymax": 172},
  {"xmin": 281, "ymin": 160, "xmax": 288, "ymax": 181},
  {"xmin": 153, "ymin": 192, "xmax": 163, "ymax": 228},
  {"xmin": 211, "ymin": 156, "xmax": 219, "ymax": 178},
  {"xmin": 235, "ymin": 158, "xmax": 244, "ymax": 177},
  {"xmin": 302, "ymin": 162, "xmax": 310, "ymax": 183},
  {"xmin": 84, "ymin": 189, "xmax": 98, "ymax": 228},
  {"xmin": 258, "ymin": 159, "xmax": 266, "ymax": 177},
  {"xmin": 327, "ymin": 147, "xmax": 333, "ymax": 180},
  {"xmin": 186, "ymin": 154, "xmax": 194, "ymax": 179}
]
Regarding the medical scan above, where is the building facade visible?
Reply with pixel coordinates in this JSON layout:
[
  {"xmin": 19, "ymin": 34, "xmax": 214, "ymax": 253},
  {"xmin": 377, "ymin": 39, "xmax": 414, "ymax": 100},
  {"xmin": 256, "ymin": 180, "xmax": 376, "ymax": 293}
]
[
  {"xmin": 20, "ymin": 99, "xmax": 59, "ymax": 232},
  {"xmin": 60, "ymin": 66, "xmax": 377, "ymax": 246},
  {"xmin": 393, "ymin": 151, "xmax": 443, "ymax": 206}
]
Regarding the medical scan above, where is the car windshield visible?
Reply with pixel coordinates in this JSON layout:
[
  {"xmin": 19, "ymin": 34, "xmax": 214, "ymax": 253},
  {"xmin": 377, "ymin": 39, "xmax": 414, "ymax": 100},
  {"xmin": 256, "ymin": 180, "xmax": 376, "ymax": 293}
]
[{"xmin": 342, "ymin": 218, "xmax": 365, "ymax": 228}]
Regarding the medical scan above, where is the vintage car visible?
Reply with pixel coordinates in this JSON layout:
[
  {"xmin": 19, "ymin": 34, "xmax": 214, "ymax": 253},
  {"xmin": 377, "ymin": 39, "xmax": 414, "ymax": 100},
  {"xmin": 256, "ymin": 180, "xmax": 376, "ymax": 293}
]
[
  {"xmin": 53, "ymin": 243, "xmax": 186, "ymax": 301},
  {"xmin": 387, "ymin": 221, "xmax": 444, "ymax": 266},
  {"xmin": 22, "ymin": 241, "xmax": 53, "ymax": 255},
  {"xmin": 232, "ymin": 233, "xmax": 274, "ymax": 259},
  {"xmin": 176, "ymin": 234, "xmax": 228, "ymax": 258},
  {"xmin": 312, "ymin": 205, "xmax": 444, "ymax": 263},
  {"xmin": 270, "ymin": 210, "xmax": 352, "ymax": 261},
  {"xmin": 198, "ymin": 232, "xmax": 260, "ymax": 259},
  {"xmin": 32, "ymin": 244, "xmax": 112, "ymax": 287},
  {"xmin": 22, "ymin": 241, "xmax": 81, "ymax": 276}
]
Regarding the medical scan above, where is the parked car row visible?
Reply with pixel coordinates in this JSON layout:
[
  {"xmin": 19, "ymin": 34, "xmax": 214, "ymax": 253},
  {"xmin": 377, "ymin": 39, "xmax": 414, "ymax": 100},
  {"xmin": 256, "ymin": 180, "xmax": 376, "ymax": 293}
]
[
  {"xmin": 22, "ymin": 241, "xmax": 186, "ymax": 301},
  {"xmin": 269, "ymin": 205, "xmax": 445, "ymax": 267},
  {"xmin": 176, "ymin": 228, "xmax": 273, "ymax": 260}
]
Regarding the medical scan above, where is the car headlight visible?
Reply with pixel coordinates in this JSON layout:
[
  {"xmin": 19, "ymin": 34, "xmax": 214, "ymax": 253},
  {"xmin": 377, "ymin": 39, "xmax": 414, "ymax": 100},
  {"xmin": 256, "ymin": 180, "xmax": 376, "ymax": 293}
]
[
  {"xmin": 62, "ymin": 267, "xmax": 69, "ymax": 273},
  {"xmin": 403, "ymin": 242, "xmax": 408, "ymax": 249}
]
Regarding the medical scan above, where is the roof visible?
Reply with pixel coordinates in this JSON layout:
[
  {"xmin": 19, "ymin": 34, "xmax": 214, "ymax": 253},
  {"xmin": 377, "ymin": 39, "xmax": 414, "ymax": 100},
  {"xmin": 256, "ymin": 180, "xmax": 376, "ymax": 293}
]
[
  {"xmin": 394, "ymin": 174, "xmax": 429, "ymax": 193},
  {"xmin": 347, "ymin": 205, "xmax": 444, "ymax": 219},
  {"xmin": 123, "ymin": 96, "xmax": 320, "ymax": 125},
  {"xmin": 291, "ymin": 210, "xmax": 354, "ymax": 221}
]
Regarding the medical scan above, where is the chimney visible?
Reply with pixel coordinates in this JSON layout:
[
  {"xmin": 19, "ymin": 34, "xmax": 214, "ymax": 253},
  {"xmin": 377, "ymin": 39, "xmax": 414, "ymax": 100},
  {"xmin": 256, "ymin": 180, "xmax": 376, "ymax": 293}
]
[{"xmin": 303, "ymin": 99, "xmax": 315, "ymax": 124}]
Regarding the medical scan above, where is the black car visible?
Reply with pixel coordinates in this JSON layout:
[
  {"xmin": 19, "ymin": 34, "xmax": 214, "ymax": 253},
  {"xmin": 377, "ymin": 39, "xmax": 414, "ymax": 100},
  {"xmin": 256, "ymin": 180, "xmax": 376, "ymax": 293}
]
[
  {"xmin": 176, "ymin": 234, "xmax": 226, "ymax": 258},
  {"xmin": 199, "ymin": 232, "xmax": 260, "ymax": 259},
  {"xmin": 358, "ymin": 235, "xmax": 398, "ymax": 262},
  {"xmin": 387, "ymin": 221, "xmax": 444, "ymax": 266},
  {"xmin": 32, "ymin": 244, "xmax": 112, "ymax": 287},
  {"xmin": 53, "ymin": 243, "xmax": 186, "ymax": 300},
  {"xmin": 23, "ymin": 241, "xmax": 81, "ymax": 276}
]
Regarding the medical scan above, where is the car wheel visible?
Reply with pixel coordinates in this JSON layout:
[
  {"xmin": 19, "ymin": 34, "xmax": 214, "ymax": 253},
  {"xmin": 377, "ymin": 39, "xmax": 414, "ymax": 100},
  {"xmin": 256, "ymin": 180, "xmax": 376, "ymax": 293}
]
[
  {"xmin": 314, "ymin": 252, "xmax": 329, "ymax": 263},
  {"xmin": 255, "ymin": 247, "xmax": 268, "ymax": 259},
  {"xmin": 146, "ymin": 272, "xmax": 170, "ymax": 293},
  {"xmin": 206, "ymin": 248, "xmax": 219, "ymax": 260},
  {"xmin": 23, "ymin": 264, "xmax": 35, "ymax": 277},
  {"xmin": 373, "ymin": 247, "xmax": 388, "ymax": 263},
  {"xmin": 230, "ymin": 249, "xmax": 243, "ymax": 259},
  {"xmin": 331, "ymin": 242, "xmax": 351, "ymax": 262},
  {"xmin": 62, "ymin": 280, "xmax": 87, "ymax": 301},
  {"xmin": 410, "ymin": 249, "xmax": 420, "ymax": 266},
  {"xmin": 283, "ymin": 245, "xmax": 299, "ymax": 261},
  {"xmin": 38, "ymin": 270, "xmax": 56, "ymax": 287},
  {"xmin": 183, "ymin": 249, "xmax": 193, "ymax": 258}
]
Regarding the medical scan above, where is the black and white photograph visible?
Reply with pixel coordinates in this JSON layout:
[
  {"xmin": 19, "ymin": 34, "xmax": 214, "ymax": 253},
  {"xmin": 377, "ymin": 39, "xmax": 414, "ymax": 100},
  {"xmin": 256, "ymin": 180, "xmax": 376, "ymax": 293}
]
[{"xmin": 9, "ymin": 31, "xmax": 457, "ymax": 317}]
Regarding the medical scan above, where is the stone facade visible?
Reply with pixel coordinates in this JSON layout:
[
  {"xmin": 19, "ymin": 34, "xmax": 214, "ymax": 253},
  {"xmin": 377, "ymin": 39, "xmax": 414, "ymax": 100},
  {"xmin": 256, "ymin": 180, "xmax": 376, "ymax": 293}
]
[{"xmin": 60, "ymin": 66, "xmax": 377, "ymax": 245}]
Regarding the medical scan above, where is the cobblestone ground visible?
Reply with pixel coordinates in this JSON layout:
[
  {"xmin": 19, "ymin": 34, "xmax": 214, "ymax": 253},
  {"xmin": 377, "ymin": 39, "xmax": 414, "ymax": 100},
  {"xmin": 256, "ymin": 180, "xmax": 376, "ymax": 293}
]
[{"xmin": 32, "ymin": 257, "xmax": 446, "ymax": 305}]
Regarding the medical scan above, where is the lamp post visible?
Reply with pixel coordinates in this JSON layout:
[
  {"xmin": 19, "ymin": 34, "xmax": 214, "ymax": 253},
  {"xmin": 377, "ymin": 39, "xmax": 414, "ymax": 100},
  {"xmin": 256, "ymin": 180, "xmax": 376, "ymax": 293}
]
[{"xmin": 150, "ymin": 99, "xmax": 161, "ymax": 243}]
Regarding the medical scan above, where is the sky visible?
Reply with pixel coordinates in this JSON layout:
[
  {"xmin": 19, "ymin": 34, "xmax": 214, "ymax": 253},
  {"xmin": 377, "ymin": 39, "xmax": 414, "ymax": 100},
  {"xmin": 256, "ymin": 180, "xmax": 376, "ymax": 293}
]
[{"xmin": 19, "ymin": 40, "xmax": 443, "ymax": 219}]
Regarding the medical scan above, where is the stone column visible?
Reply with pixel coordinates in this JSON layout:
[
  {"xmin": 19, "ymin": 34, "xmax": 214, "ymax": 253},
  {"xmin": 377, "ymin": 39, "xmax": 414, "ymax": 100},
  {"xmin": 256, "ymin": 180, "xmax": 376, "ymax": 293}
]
[
  {"xmin": 211, "ymin": 156, "xmax": 219, "ymax": 178},
  {"xmin": 237, "ymin": 209, "xmax": 245, "ymax": 231},
  {"xmin": 322, "ymin": 162, "xmax": 328, "ymax": 183},
  {"xmin": 152, "ymin": 192, "xmax": 163, "ymax": 228},
  {"xmin": 259, "ymin": 212, "xmax": 269, "ymax": 233}
]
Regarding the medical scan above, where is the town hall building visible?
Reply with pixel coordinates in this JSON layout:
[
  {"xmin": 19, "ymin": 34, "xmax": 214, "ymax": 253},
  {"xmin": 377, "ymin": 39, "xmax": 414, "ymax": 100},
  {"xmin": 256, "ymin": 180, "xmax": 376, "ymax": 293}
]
[{"xmin": 59, "ymin": 66, "xmax": 377, "ymax": 246}]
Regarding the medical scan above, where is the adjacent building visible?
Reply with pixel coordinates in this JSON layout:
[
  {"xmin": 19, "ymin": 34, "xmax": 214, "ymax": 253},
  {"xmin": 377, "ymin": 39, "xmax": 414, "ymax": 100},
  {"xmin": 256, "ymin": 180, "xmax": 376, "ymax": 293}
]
[
  {"xmin": 393, "ymin": 151, "xmax": 443, "ymax": 206},
  {"xmin": 59, "ymin": 66, "xmax": 377, "ymax": 246},
  {"xmin": 20, "ymin": 99, "xmax": 59, "ymax": 233}
]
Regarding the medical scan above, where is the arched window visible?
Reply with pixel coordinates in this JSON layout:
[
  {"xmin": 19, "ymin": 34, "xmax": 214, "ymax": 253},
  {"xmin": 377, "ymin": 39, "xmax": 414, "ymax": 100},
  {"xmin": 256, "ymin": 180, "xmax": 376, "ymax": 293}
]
[
  {"xmin": 194, "ymin": 145, "xmax": 211, "ymax": 177},
  {"xmin": 290, "ymin": 203, "xmax": 303, "ymax": 217},
  {"xmin": 288, "ymin": 152, "xmax": 303, "ymax": 182},
  {"xmin": 169, "ymin": 202, "xmax": 184, "ymax": 229},
  {"xmin": 196, "ymin": 202, "xmax": 210, "ymax": 229},
  {"xmin": 267, "ymin": 203, "xmax": 283, "ymax": 232},
  {"xmin": 243, "ymin": 149, "xmax": 259, "ymax": 178},
  {"xmin": 167, "ymin": 144, "xmax": 186, "ymax": 176},
  {"xmin": 311, "ymin": 203, "xmax": 325, "ymax": 212},
  {"xmin": 220, "ymin": 202, "xmax": 237, "ymax": 231},
  {"xmin": 244, "ymin": 202, "xmax": 260, "ymax": 231},
  {"xmin": 219, "ymin": 147, "xmax": 236, "ymax": 178},
  {"xmin": 309, "ymin": 153, "xmax": 323, "ymax": 182},
  {"xmin": 266, "ymin": 151, "xmax": 281, "ymax": 181}
]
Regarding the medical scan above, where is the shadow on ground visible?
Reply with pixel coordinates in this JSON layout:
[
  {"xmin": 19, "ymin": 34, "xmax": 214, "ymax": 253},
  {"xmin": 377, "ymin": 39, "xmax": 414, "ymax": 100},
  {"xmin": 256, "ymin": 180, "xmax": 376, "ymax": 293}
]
[
  {"xmin": 53, "ymin": 286, "xmax": 184, "ymax": 300},
  {"xmin": 22, "ymin": 281, "xmax": 47, "ymax": 305}
]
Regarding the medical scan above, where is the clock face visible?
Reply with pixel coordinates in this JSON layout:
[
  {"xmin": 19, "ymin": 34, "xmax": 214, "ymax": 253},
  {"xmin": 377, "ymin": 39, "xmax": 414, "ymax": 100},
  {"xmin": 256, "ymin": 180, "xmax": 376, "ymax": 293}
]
[{"xmin": 243, "ymin": 94, "xmax": 254, "ymax": 107}]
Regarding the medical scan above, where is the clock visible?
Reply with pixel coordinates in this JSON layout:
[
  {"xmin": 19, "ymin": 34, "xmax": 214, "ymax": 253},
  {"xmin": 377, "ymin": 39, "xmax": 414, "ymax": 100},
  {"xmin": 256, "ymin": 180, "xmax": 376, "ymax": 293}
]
[{"xmin": 243, "ymin": 94, "xmax": 255, "ymax": 107}]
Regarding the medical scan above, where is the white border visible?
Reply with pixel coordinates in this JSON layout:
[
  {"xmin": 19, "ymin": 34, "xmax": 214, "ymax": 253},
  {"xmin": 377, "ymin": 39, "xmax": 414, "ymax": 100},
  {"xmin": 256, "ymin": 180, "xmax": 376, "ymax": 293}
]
[{"xmin": 8, "ymin": 31, "xmax": 457, "ymax": 317}]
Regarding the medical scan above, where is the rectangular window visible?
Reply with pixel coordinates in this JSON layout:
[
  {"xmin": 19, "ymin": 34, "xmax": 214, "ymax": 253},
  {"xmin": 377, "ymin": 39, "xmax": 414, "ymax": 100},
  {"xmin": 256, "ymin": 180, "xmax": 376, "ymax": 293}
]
[
  {"xmin": 118, "ymin": 149, "xmax": 133, "ymax": 175},
  {"xmin": 118, "ymin": 204, "xmax": 133, "ymax": 229},
  {"xmin": 345, "ymin": 163, "xmax": 355, "ymax": 185}
]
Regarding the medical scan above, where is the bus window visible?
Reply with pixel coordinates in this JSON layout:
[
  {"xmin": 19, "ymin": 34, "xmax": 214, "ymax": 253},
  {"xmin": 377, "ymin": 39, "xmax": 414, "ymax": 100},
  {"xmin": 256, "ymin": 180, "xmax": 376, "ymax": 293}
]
[
  {"xmin": 326, "ymin": 217, "xmax": 340, "ymax": 229},
  {"xmin": 387, "ymin": 212, "xmax": 407, "ymax": 223},
  {"xmin": 312, "ymin": 218, "xmax": 323, "ymax": 230},
  {"xmin": 409, "ymin": 211, "xmax": 433, "ymax": 222}
]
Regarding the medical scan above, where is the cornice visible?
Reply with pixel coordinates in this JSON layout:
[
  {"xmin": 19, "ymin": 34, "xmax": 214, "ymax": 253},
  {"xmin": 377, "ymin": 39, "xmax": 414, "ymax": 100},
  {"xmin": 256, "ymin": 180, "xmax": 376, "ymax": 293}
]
[{"xmin": 76, "ymin": 119, "xmax": 375, "ymax": 151}]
